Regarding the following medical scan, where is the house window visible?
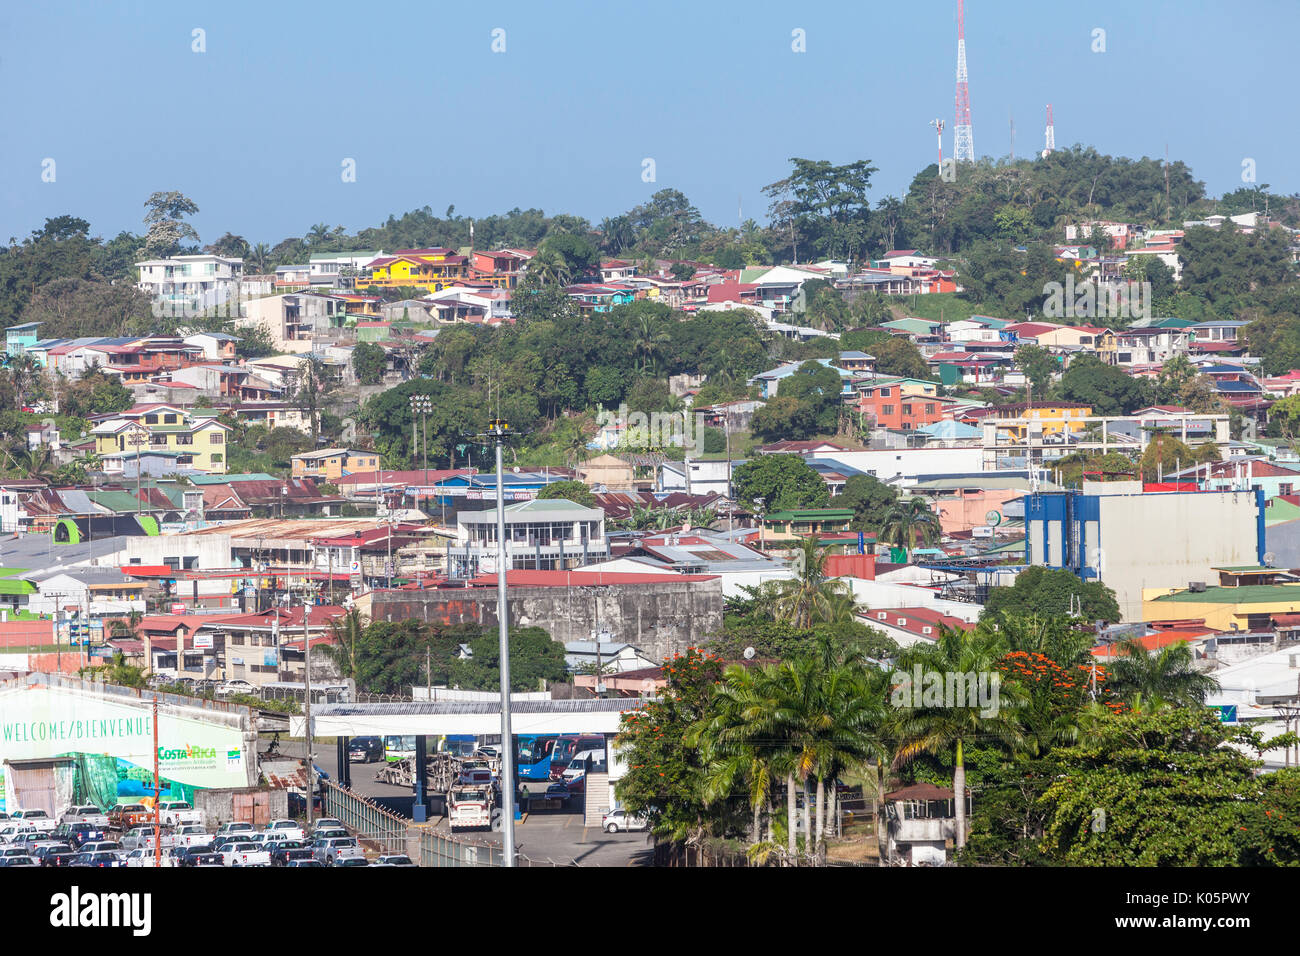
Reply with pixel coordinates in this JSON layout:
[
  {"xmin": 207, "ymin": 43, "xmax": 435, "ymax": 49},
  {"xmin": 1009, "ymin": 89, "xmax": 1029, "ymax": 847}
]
[
  {"xmin": 882, "ymin": 405, "xmax": 895, "ymax": 416},
  {"xmin": 879, "ymin": 388, "xmax": 891, "ymax": 397},
  {"xmin": 925, "ymin": 404, "xmax": 936, "ymax": 414}
]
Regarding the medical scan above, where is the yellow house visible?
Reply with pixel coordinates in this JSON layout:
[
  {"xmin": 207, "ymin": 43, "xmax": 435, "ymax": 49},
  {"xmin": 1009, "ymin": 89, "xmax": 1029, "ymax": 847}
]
[
  {"xmin": 1032, "ymin": 326, "xmax": 1111, "ymax": 350},
  {"xmin": 362, "ymin": 248, "xmax": 469, "ymax": 293},
  {"xmin": 291, "ymin": 448, "xmax": 381, "ymax": 482},
  {"xmin": 985, "ymin": 401, "xmax": 1093, "ymax": 439},
  {"xmin": 1142, "ymin": 568, "xmax": 1300, "ymax": 631},
  {"xmin": 92, "ymin": 405, "xmax": 232, "ymax": 473}
]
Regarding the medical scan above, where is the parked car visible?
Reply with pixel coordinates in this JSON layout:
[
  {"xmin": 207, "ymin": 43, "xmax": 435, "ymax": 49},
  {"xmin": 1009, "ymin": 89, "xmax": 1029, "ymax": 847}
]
[
  {"xmin": 335, "ymin": 856, "xmax": 369, "ymax": 867},
  {"xmin": 263, "ymin": 819, "xmax": 306, "ymax": 842},
  {"xmin": 270, "ymin": 841, "xmax": 309, "ymax": 866},
  {"xmin": 214, "ymin": 821, "xmax": 255, "ymax": 839},
  {"xmin": 286, "ymin": 858, "xmax": 322, "ymax": 867},
  {"xmin": 58, "ymin": 805, "xmax": 110, "ymax": 829},
  {"xmin": 124, "ymin": 847, "xmax": 175, "ymax": 867},
  {"xmin": 122, "ymin": 825, "xmax": 176, "ymax": 852},
  {"xmin": 601, "ymin": 809, "xmax": 649, "ymax": 833},
  {"xmin": 0, "ymin": 846, "xmax": 35, "ymax": 864},
  {"xmin": 78, "ymin": 840, "xmax": 124, "ymax": 859},
  {"xmin": 191, "ymin": 852, "xmax": 225, "ymax": 867},
  {"xmin": 312, "ymin": 827, "xmax": 349, "ymax": 841},
  {"xmin": 0, "ymin": 855, "xmax": 36, "ymax": 867},
  {"xmin": 157, "ymin": 801, "xmax": 203, "ymax": 827},
  {"xmin": 33, "ymin": 842, "xmax": 74, "ymax": 863},
  {"xmin": 71, "ymin": 850, "xmax": 122, "ymax": 868},
  {"xmin": 10, "ymin": 809, "xmax": 57, "ymax": 833},
  {"xmin": 312, "ymin": 818, "xmax": 344, "ymax": 833},
  {"xmin": 41, "ymin": 846, "xmax": 78, "ymax": 867},
  {"xmin": 108, "ymin": 804, "xmax": 151, "ymax": 830},
  {"xmin": 64, "ymin": 823, "xmax": 108, "ymax": 848},
  {"xmin": 347, "ymin": 736, "xmax": 384, "ymax": 763},
  {"xmin": 373, "ymin": 854, "xmax": 416, "ymax": 867},
  {"xmin": 279, "ymin": 848, "xmax": 316, "ymax": 866},
  {"xmin": 313, "ymin": 837, "xmax": 364, "ymax": 865},
  {"xmin": 215, "ymin": 679, "xmax": 255, "ymax": 700},
  {"xmin": 220, "ymin": 841, "xmax": 271, "ymax": 867},
  {"xmin": 0, "ymin": 823, "xmax": 37, "ymax": 843},
  {"xmin": 174, "ymin": 843, "xmax": 214, "ymax": 867},
  {"xmin": 174, "ymin": 824, "xmax": 210, "ymax": 847}
]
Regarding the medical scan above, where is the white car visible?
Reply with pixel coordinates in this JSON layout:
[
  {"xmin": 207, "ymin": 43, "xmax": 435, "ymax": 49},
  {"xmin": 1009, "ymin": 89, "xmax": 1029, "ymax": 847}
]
[
  {"xmin": 175, "ymin": 824, "xmax": 210, "ymax": 847},
  {"xmin": 58, "ymin": 805, "xmax": 111, "ymax": 829},
  {"xmin": 0, "ymin": 845, "xmax": 34, "ymax": 863},
  {"xmin": 158, "ymin": 801, "xmax": 203, "ymax": 827},
  {"xmin": 78, "ymin": 841, "xmax": 125, "ymax": 860},
  {"xmin": 0, "ymin": 823, "xmax": 37, "ymax": 843},
  {"xmin": 263, "ymin": 819, "xmax": 305, "ymax": 842},
  {"xmin": 10, "ymin": 809, "xmax": 57, "ymax": 833},
  {"xmin": 601, "ymin": 809, "xmax": 649, "ymax": 833},
  {"xmin": 311, "ymin": 818, "xmax": 344, "ymax": 834},
  {"xmin": 215, "ymin": 680, "xmax": 256, "ymax": 700},
  {"xmin": 373, "ymin": 854, "xmax": 417, "ymax": 867},
  {"xmin": 124, "ymin": 847, "xmax": 176, "ymax": 867},
  {"xmin": 214, "ymin": 821, "xmax": 255, "ymax": 839},
  {"xmin": 220, "ymin": 842, "xmax": 271, "ymax": 867}
]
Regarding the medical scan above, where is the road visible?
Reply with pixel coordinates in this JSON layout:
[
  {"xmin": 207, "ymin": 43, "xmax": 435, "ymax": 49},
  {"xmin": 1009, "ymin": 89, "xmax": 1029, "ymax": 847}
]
[{"xmin": 313, "ymin": 746, "xmax": 652, "ymax": 866}]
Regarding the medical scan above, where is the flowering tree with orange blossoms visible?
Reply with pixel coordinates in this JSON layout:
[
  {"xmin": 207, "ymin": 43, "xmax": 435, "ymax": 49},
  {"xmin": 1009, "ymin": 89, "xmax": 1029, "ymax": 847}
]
[{"xmin": 613, "ymin": 648, "xmax": 735, "ymax": 841}]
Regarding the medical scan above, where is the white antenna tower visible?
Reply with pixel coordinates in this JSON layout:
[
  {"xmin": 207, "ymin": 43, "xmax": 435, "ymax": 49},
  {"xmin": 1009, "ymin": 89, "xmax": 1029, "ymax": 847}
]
[
  {"xmin": 953, "ymin": 0, "xmax": 975, "ymax": 163},
  {"xmin": 1042, "ymin": 103, "xmax": 1055, "ymax": 159}
]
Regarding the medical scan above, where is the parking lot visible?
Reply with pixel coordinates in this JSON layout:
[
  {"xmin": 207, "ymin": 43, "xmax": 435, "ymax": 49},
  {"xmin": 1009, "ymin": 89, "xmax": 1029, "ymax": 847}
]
[{"xmin": 315, "ymin": 747, "xmax": 653, "ymax": 866}]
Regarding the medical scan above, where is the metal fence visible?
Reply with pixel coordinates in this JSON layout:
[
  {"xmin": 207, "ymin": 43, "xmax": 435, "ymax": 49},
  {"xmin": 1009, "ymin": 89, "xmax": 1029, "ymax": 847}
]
[
  {"xmin": 417, "ymin": 827, "xmax": 503, "ymax": 867},
  {"xmin": 323, "ymin": 782, "xmax": 410, "ymax": 855}
]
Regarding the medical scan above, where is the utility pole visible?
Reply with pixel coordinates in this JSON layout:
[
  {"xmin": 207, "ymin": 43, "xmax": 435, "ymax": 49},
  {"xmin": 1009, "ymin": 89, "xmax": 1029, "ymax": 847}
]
[
  {"xmin": 152, "ymin": 696, "xmax": 161, "ymax": 868},
  {"xmin": 488, "ymin": 418, "xmax": 517, "ymax": 866},
  {"xmin": 301, "ymin": 579, "xmax": 319, "ymax": 828}
]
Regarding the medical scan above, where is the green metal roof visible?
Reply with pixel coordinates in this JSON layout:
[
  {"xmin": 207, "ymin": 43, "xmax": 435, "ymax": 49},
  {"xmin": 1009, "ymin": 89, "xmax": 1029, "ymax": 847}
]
[
  {"xmin": 189, "ymin": 473, "xmax": 275, "ymax": 484},
  {"xmin": 1151, "ymin": 584, "xmax": 1300, "ymax": 605},
  {"xmin": 764, "ymin": 509, "xmax": 855, "ymax": 521}
]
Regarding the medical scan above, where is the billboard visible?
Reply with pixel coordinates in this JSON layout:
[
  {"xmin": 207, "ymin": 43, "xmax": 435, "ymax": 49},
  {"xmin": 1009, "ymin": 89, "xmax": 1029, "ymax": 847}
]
[{"xmin": 0, "ymin": 682, "xmax": 251, "ymax": 810}]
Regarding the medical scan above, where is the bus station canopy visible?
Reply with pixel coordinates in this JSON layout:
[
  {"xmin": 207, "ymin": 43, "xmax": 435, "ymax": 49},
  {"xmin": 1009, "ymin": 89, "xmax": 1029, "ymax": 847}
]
[{"xmin": 292, "ymin": 698, "xmax": 640, "ymax": 738}]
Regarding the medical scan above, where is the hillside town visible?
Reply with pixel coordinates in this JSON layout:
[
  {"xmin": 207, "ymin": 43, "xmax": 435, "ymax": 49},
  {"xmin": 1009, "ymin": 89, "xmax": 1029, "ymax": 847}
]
[{"xmin": 4, "ymin": 5, "xmax": 1300, "ymax": 892}]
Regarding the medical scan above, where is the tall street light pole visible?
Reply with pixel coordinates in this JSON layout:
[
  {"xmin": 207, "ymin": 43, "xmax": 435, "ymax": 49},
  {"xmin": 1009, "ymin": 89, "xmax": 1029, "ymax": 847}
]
[
  {"xmin": 488, "ymin": 418, "xmax": 517, "ymax": 866},
  {"xmin": 410, "ymin": 394, "xmax": 432, "ymax": 517},
  {"xmin": 300, "ymin": 578, "xmax": 320, "ymax": 828}
]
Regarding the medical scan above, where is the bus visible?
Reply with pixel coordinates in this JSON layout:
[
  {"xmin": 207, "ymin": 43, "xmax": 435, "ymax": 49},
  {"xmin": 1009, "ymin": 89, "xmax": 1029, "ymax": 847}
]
[
  {"xmin": 547, "ymin": 735, "xmax": 607, "ymax": 781},
  {"xmin": 514, "ymin": 735, "xmax": 561, "ymax": 781},
  {"xmin": 383, "ymin": 736, "xmax": 418, "ymax": 763}
]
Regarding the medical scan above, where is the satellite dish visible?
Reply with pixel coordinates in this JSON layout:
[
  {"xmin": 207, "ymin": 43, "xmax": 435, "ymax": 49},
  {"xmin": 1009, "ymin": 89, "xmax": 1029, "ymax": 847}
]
[
  {"xmin": 743, "ymin": 647, "xmax": 756, "ymax": 660},
  {"xmin": 1264, "ymin": 552, "xmax": 1277, "ymax": 568}
]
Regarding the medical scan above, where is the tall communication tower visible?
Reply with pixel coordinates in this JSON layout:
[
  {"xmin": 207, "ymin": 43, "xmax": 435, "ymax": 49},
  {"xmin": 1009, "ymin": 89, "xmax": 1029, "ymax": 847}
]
[
  {"xmin": 1042, "ymin": 103, "xmax": 1055, "ymax": 158},
  {"xmin": 929, "ymin": 118, "xmax": 945, "ymax": 167},
  {"xmin": 953, "ymin": 0, "xmax": 974, "ymax": 163}
]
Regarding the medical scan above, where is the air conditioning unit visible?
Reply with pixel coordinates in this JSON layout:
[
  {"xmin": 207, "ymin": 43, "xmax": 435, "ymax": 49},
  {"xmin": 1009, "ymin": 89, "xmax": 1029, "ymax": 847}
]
[{"xmin": 1188, "ymin": 581, "xmax": 1207, "ymax": 593}]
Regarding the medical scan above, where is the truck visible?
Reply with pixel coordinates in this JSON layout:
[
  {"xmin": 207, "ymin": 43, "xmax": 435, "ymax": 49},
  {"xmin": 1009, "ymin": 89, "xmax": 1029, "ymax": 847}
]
[
  {"xmin": 447, "ymin": 783, "xmax": 494, "ymax": 831},
  {"xmin": 157, "ymin": 801, "xmax": 203, "ymax": 827}
]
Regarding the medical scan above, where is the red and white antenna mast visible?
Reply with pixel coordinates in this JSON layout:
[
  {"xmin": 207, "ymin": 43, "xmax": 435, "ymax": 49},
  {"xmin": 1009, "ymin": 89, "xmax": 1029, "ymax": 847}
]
[
  {"xmin": 1042, "ymin": 103, "xmax": 1055, "ymax": 158},
  {"xmin": 929, "ymin": 118, "xmax": 945, "ymax": 167},
  {"xmin": 953, "ymin": 0, "xmax": 974, "ymax": 163}
]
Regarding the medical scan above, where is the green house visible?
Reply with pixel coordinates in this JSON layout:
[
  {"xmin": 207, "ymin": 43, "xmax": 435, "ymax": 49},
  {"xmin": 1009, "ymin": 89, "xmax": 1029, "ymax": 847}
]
[{"xmin": 761, "ymin": 508, "xmax": 855, "ymax": 536}]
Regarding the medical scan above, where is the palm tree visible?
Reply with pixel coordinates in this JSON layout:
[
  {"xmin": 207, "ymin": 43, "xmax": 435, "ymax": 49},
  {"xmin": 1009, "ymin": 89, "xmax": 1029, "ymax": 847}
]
[
  {"xmin": 1107, "ymin": 637, "xmax": 1219, "ymax": 708},
  {"xmin": 770, "ymin": 535, "xmax": 856, "ymax": 628},
  {"xmin": 526, "ymin": 249, "xmax": 571, "ymax": 287},
  {"xmin": 878, "ymin": 497, "xmax": 942, "ymax": 551},
  {"xmin": 322, "ymin": 607, "xmax": 366, "ymax": 680},
  {"xmin": 892, "ymin": 625, "xmax": 1025, "ymax": 849},
  {"xmin": 250, "ymin": 242, "xmax": 270, "ymax": 274},
  {"xmin": 632, "ymin": 316, "xmax": 671, "ymax": 376},
  {"xmin": 10, "ymin": 446, "xmax": 57, "ymax": 482}
]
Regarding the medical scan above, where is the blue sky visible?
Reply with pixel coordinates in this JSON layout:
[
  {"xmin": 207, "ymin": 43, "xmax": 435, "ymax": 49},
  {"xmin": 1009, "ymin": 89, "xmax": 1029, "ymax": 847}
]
[{"xmin": 2, "ymin": 0, "xmax": 1293, "ymax": 245}]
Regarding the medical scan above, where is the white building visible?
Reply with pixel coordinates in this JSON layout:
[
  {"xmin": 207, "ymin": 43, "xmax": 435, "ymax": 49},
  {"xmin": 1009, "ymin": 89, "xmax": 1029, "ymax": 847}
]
[
  {"xmin": 450, "ymin": 499, "xmax": 608, "ymax": 574},
  {"xmin": 137, "ymin": 255, "xmax": 244, "ymax": 313}
]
